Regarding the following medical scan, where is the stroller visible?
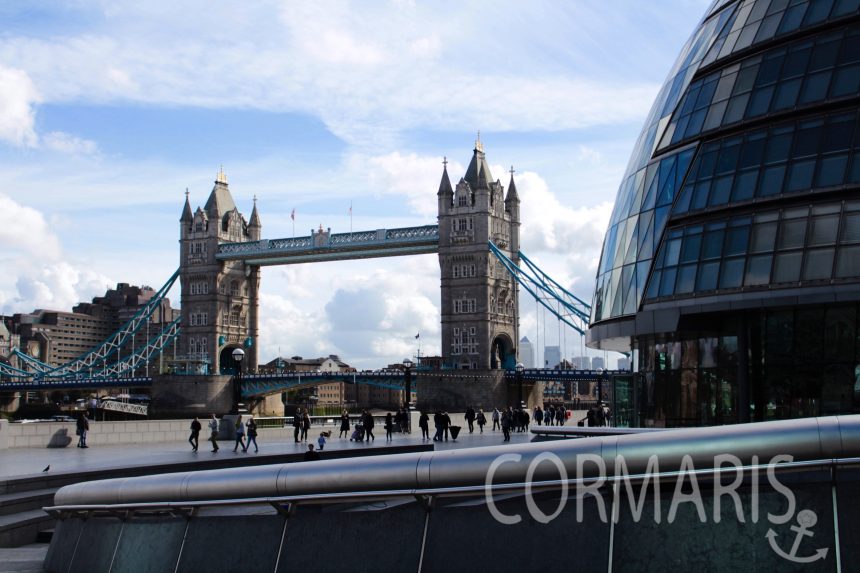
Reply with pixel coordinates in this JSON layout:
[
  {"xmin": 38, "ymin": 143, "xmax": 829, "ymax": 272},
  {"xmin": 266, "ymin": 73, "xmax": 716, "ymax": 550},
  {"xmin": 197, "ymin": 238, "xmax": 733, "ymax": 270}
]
[{"xmin": 351, "ymin": 421, "xmax": 365, "ymax": 442}]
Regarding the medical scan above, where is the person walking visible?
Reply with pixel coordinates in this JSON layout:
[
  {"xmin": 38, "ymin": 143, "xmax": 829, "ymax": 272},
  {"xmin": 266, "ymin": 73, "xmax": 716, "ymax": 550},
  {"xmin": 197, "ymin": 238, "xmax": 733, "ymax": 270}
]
[
  {"xmin": 534, "ymin": 406, "xmax": 543, "ymax": 426},
  {"xmin": 339, "ymin": 410, "xmax": 351, "ymax": 438},
  {"xmin": 209, "ymin": 413, "xmax": 220, "ymax": 452},
  {"xmin": 362, "ymin": 410, "xmax": 375, "ymax": 442},
  {"xmin": 419, "ymin": 411, "xmax": 429, "ymax": 440},
  {"xmin": 245, "ymin": 416, "xmax": 258, "ymax": 453},
  {"xmin": 501, "ymin": 409, "xmax": 511, "ymax": 442},
  {"xmin": 317, "ymin": 432, "xmax": 327, "ymax": 451},
  {"xmin": 300, "ymin": 409, "xmax": 311, "ymax": 442},
  {"xmin": 476, "ymin": 409, "xmax": 486, "ymax": 433},
  {"xmin": 492, "ymin": 407, "xmax": 500, "ymax": 431},
  {"xmin": 188, "ymin": 416, "xmax": 201, "ymax": 451},
  {"xmin": 465, "ymin": 405, "xmax": 476, "ymax": 434},
  {"xmin": 384, "ymin": 412, "xmax": 394, "ymax": 442},
  {"xmin": 432, "ymin": 410, "xmax": 443, "ymax": 441},
  {"xmin": 292, "ymin": 411, "xmax": 302, "ymax": 443},
  {"xmin": 441, "ymin": 412, "xmax": 451, "ymax": 441},
  {"xmin": 232, "ymin": 415, "xmax": 246, "ymax": 452},
  {"xmin": 76, "ymin": 412, "xmax": 89, "ymax": 448}
]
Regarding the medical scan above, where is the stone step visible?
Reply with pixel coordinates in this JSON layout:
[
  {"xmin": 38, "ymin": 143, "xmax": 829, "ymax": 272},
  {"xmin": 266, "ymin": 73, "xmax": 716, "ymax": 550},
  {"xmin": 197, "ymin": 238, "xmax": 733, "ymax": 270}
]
[
  {"xmin": 0, "ymin": 509, "xmax": 54, "ymax": 548},
  {"xmin": 0, "ymin": 543, "xmax": 48, "ymax": 573},
  {"xmin": 0, "ymin": 489, "xmax": 56, "ymax": 517}
]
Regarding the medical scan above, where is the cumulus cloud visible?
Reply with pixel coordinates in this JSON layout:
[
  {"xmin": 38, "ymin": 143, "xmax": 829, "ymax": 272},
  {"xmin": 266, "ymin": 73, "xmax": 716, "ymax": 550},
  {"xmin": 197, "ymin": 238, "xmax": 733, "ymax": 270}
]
[
  {"xmin": 0, "ymin": 194, "xmax": 62, "ymax": 260},
  {"xmin": 0, "ymin": 65, "xmax": 39, "ymax": 147}
]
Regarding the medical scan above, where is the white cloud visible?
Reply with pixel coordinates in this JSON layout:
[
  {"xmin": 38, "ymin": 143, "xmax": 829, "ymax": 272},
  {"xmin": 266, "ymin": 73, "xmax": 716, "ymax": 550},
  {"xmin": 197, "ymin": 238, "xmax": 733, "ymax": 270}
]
[
  {"xmin": 0, "ymin": 194, "xmax": 62, "ymax": 260},
  {"xmin": 42, "ymin": 132, "xmax": 99, "ymax": 155},
  {"xmin": 0, "ymin": 65, "xmax": 39, "ymax": 147}
]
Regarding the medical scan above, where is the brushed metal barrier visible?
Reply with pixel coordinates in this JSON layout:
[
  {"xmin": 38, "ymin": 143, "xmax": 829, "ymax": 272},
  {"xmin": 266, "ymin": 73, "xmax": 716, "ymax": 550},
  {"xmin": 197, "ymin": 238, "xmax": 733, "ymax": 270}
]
[{"xmin": 43, "ymin": 415, "xmax": 860, "ymax": 572}]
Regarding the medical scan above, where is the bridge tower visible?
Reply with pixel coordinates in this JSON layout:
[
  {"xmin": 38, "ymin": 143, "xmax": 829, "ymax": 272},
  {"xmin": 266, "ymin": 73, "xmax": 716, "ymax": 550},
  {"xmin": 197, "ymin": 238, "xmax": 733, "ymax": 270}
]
[
  {"xmin": 437, "ymin": 138, "xmax": 520, "ymax": 369},
  {"xmin": 179, "ymin": 169, "xmax": 261, "ymax": 375}
]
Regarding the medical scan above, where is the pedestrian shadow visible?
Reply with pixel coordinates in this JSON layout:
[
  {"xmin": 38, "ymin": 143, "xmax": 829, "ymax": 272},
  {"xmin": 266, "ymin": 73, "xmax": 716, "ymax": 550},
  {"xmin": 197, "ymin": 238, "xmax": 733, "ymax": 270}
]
[{"xmin": 47, "ymin": 428, "xmax": 73, "ymax": 448}]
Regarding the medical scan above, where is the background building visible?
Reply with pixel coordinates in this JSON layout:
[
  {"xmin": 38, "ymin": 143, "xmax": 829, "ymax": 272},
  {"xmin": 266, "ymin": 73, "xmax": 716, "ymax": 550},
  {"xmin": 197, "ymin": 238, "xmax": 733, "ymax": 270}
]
[
  {"xmin": 544, "ymin": 345, "xmax": 561, "ymax": 369},
  {"xmin": 519, "ymin": 336, "xmax": 534, "ymax": 368},
  {"xmin": 9, "ymin": 283, "xmax": 179, "ymax": 374},
  {"xmin": 617, "ymin": 357, "xmax": 631, "ymax": 371},
  {"xmin": 588, "ymin": 1, "xmax": 860, "ymax": 427},
  {"xmin": 573, "ymin": 355, "xmax": 591, "ymax": 370}
]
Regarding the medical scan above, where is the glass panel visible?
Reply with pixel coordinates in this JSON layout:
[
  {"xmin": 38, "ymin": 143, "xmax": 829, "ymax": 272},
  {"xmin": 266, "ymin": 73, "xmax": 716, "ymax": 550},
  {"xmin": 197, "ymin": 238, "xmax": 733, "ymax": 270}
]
[
  {"xmin": 802, "ymin": 248, "xmax": 835, "ymax": 280},
  {"xmin": 697, "ymin": 261, "xmax": 720, "ymax": 291},
  {"xmin": 836, "ymin": 245, "xmax": 860, "ymax": 277},
  {"xmin": 759, "ymin": 164, "xmax": 786, "ymax": 196},
  {"xmin": 675, "ymin": 264, "xmax": 697, "ymax": 294},
  {"xmin": 778, "ymin": 219, "xmax": 807, "ymax": 249},
  {"xmin": 815, "ymin": 154, "xmax": 848, "ymax": 187},
  {"xmin": 680, "ymin": 234, "xmax": 702, "ymax": 263},
  {"xmin": 841, "ymin": 213, "xmax": 860, "ymax": 242},
  {"xmin": 809, "ymin": 214, "xmax": 840, "ymax": 245},
  {"xmin": 709, "ymin": 175, "xmax": 733, "ymax": 206},
  {"xmin": 702, "ymin": 229, "xmax": 725, "ymax": 259},
  {"xmin": 745, "ymin": 254, "xmax": 773, "ymax": 285},
  {"xmin": 659, "ymin": 267, "xmax": 678, "ymax": 297},
  {"xmin": 785, "ymin": 159, "xmax": 815, "ymax": 192},
  {"xmin": 725, "ymin": 226, "xmax": 750, "ymax": 256},
  {"xmin": 773, "ymin": 251, "xmax": 803, "ymax": 282},
  {"xmin": 732, "ymin": 169, "xmax": 759, "ymax": 201},
  {"xmin": 665, "ymin": 238, "xmax": 682, "ymax": 266},
  {"xmin": 751, "ymin": 221, "xmax": 778, "ymax": 252},
  {"xmin": 719, "ymin": 257, "xmax": 745, "ymax": 288}
]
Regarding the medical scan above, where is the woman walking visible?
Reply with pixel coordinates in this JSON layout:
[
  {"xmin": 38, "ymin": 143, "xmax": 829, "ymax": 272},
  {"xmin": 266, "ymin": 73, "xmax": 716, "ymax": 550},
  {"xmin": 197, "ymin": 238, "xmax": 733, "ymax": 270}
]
[
  {"xmin": 233, "ymin": 415, "xmax": 246, "ymax": 452},
  {"xmin": 339, "ymin": 410, "xmax": 350, "ymax": 438},
  {"xmin": 244, "ymin": 416, "xmax": 258, "ymax": 453},
  {"xmin": 476, "ymin": 409, "xmax": 487, "ymax": 433},
  {"xmin": 209, "ymin": 414, "xmax": 220, "ymax": 452},
  {"xmin": 418, "ymin": 411, "xmax": 429, "ymax": 440},
  {"xmin": 384, "ymin": 412, "xmax": 394, "ymax": 442}
]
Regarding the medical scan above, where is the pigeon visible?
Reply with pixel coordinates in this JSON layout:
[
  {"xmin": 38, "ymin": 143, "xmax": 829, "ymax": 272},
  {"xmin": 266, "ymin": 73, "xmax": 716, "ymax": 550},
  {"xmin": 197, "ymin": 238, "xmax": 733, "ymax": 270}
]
[{"xmin": 42, "ymin": 465, "xmax": 50, "ymax": 472}]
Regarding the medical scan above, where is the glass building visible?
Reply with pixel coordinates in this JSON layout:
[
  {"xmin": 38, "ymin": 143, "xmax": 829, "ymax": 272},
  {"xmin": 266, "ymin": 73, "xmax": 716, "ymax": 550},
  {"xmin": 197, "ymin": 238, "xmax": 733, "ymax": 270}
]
[{"xmin": 587, "ymin": 0, "xmax": 860, "ymax": 427}]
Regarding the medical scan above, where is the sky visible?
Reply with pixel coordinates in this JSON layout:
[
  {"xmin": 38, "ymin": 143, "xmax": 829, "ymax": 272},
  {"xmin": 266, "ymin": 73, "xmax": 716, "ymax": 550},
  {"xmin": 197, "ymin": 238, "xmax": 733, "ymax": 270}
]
[{"xmin": 0, "ymin": 0, "xmax": 712, "ymax": 370}]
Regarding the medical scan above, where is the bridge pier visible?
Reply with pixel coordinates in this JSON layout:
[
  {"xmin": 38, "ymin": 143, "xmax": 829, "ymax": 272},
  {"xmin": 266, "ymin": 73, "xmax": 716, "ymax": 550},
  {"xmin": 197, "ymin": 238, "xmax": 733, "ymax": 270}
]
[
  {"xmin": 416, "ymin": 370, "xmax": 543, "ymax": 412},
  {"xmin": 149, "ymin": 374, "xmax": 234, "ymax": 418}
]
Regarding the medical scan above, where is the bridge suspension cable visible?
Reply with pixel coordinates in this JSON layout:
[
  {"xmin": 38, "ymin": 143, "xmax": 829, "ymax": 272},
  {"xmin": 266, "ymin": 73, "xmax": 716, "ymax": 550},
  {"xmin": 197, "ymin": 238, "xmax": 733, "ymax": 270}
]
[
  {"xmin": 488, "ymin": 241, "xmax": 591, "ymax": 336},
  {"xmin": 3, "ymin": 269, "xmax": 180, "ymax": 380}
]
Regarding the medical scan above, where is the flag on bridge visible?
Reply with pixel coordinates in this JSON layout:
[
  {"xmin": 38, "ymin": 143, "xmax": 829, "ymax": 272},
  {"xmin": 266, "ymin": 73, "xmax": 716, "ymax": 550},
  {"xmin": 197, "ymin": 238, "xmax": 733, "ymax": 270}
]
[
  {"xmin": 290, "ymin": 208, "xmax": 295, "ymax": 221},
  {"xmin": 415, "ymin": 333, "xmax": 420, "ymax": 339}
]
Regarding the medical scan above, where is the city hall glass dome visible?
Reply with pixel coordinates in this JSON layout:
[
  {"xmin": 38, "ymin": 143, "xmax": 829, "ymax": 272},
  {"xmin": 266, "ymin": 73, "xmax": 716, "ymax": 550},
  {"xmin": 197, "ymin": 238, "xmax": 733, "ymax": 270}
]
[{"xmin": 588, "ymin": 0, "xmax": 860, "ymax": 427}]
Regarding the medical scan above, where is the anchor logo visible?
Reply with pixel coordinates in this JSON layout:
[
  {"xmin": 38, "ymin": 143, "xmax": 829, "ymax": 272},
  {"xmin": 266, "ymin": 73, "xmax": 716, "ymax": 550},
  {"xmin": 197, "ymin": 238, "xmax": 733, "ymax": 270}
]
[{"xmin": 766, "ymin": 509, "xmax": 829, "ymax": 563}]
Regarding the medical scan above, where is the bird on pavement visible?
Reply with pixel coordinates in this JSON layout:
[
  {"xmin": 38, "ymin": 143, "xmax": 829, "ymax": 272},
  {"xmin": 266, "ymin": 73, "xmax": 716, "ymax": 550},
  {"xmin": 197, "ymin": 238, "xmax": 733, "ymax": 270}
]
[{"xmin": 42, "ymin": 465, "xmax": 50, "ymax": 472}]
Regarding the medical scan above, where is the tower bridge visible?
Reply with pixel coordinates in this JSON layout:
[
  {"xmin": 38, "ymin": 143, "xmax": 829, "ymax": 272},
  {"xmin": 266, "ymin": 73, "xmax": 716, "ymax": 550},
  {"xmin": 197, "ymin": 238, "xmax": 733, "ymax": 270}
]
[{"xmin": 2, "ymin": 139, "xmax": 605, "ymax": 412}]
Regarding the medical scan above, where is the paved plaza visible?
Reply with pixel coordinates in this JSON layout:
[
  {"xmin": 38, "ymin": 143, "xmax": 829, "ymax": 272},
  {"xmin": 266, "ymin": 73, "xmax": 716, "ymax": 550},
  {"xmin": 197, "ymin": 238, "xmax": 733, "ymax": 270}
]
[{"xmin": 0, "ymin": 423, "xmax": 548, "ymax": 480}]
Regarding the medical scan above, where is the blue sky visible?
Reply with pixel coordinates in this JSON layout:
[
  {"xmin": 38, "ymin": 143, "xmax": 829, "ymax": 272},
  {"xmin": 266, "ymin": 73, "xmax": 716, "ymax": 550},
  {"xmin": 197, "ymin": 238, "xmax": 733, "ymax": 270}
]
[{"xmin": 0, "ymin": 0, "xmax": 711, "ymax": 369}]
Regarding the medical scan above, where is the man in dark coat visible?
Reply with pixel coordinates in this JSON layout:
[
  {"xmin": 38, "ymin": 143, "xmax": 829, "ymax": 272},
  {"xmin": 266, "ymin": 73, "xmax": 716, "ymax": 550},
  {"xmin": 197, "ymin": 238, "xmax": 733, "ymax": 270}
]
[{"xmin": 465, "ymin": 406, "xmax": 476, "ymax": 433}]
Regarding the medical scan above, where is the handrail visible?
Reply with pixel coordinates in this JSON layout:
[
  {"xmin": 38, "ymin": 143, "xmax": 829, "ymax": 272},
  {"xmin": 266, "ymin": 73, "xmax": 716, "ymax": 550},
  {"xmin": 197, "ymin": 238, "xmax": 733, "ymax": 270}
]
[
  {"xmin": 45, "ymin": 455, "xmax": 860, "ymax": 514},
  {"xmin": 51, "ymin": 415, "xmax": 860, "ymax": 507}
]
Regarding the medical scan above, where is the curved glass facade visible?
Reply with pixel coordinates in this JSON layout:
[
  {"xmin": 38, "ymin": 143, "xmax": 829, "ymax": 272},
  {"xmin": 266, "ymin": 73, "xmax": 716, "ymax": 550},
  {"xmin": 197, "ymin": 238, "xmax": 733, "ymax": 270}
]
[{"xmin": 588, "ymin": 0, "xmax": 860, "ymax": 426}]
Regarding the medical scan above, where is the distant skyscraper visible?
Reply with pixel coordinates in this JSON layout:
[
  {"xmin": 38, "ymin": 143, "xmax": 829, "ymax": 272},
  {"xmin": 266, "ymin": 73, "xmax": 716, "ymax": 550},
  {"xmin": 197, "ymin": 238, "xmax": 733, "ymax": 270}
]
[
  {"xmin": 519, "ymin": 336, "xmax": 534, "ymax": 368},
  {"xmin": 573, "ymin": 355, "xmax": 591, "ymax": 370},
  {"xmin": 617, "ymin": 357, "xmax": 631, "ymax": 371},
  {"xmin": 544, "ymin": 346, "xmax": 561, "ymax": 369},
  {"xmin": 591, "ymin": 356, "xmax": 605, "ymax": 370}
]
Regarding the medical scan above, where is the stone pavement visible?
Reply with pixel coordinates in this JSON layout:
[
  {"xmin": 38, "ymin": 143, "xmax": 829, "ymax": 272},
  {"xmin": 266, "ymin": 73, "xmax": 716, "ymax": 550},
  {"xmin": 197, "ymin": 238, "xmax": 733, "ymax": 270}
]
[{"xmin": 0, "ymin": 424, "xmax": 544, "ymax": 480}]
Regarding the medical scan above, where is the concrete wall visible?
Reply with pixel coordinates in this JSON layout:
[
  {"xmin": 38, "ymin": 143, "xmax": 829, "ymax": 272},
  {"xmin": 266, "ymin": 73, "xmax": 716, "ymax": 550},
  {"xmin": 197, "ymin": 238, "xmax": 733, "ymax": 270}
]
[
  {"xmin": 150, "ymin": 374, "xmax": 233, "ymax": 417},
  {"xmin": 0, "ymin": 418, "xmax": 301, "ymax": 450},
  {"xmin": 416, "ymin": 370, "xmax": 542, "ymax": 411}
]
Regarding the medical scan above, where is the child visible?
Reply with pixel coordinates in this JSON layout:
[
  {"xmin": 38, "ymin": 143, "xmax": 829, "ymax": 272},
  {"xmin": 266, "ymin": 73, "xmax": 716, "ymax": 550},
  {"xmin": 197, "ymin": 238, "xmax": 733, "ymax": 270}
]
[{"xmin": 317, "ymin": 432, "xmax": 327, "ymax": 451}]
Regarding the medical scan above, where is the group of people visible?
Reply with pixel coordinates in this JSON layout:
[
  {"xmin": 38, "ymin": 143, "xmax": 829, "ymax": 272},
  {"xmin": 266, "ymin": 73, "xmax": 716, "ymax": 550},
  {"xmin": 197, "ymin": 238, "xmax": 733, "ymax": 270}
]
[
  {"xmin": 532, "ymin": 404, "xmax": 568, "ymax": 426},
  {"xmin": 190, "ymin": 414, "xmax": 258, "ymax": 453}
]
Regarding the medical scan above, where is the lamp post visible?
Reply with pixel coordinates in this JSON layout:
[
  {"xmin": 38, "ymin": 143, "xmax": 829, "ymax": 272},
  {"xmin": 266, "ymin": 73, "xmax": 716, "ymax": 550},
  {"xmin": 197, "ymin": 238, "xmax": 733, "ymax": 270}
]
[
  {"xmin": 515, "ymin": 362, "xmax": 525, "ymax": 408},
  {"xmin": 403, "ymin": 358, "xmax": 413, "ymax": 433},
  {"xmin": 232, "ymin": 347, "xmax": 245, "ymax": 414}
]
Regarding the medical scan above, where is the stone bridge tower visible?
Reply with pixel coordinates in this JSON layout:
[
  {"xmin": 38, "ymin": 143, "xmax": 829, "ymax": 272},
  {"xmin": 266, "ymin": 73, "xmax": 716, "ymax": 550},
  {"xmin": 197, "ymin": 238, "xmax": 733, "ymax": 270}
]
[
  {"xmin": 437, "ymin": 138, "xmax": 520, "ymax": 369},
  {"xmin": 179, "ymin": 170, "xmax": 261, "ymax": 375}
]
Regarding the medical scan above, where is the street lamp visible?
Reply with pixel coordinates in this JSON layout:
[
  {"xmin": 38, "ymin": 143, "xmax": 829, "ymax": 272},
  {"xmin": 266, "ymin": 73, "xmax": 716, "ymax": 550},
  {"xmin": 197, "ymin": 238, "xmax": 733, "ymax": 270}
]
[
  {"xmin": 403, "ymin": 358, "xmax": 414, "ymax": 433},
  {"xmin": 231, "ymin": 347, "xmax": 245, "ymax": 414},
  {"xmin": 515, "ymin": 362, "xmax": 525, "ymax": 408}
]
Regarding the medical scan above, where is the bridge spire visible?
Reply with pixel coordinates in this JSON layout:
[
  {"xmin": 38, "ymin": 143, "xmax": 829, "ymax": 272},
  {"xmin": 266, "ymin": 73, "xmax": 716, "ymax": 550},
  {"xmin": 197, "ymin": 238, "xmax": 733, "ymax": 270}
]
[
  {"xmin": 180, "ymin": 187, "xmax": 193, "ymax": 223},
  {"xmin": 437, "ymin": 156, "xmax": 453, "ymax": 197}
]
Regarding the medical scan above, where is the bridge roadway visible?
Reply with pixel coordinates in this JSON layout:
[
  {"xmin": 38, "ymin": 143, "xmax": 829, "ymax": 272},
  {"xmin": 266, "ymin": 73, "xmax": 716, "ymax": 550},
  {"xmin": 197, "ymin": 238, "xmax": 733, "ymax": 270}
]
[{"xmin": 0, "ymin": 368, "xmax": 619, "ymax": 394}]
